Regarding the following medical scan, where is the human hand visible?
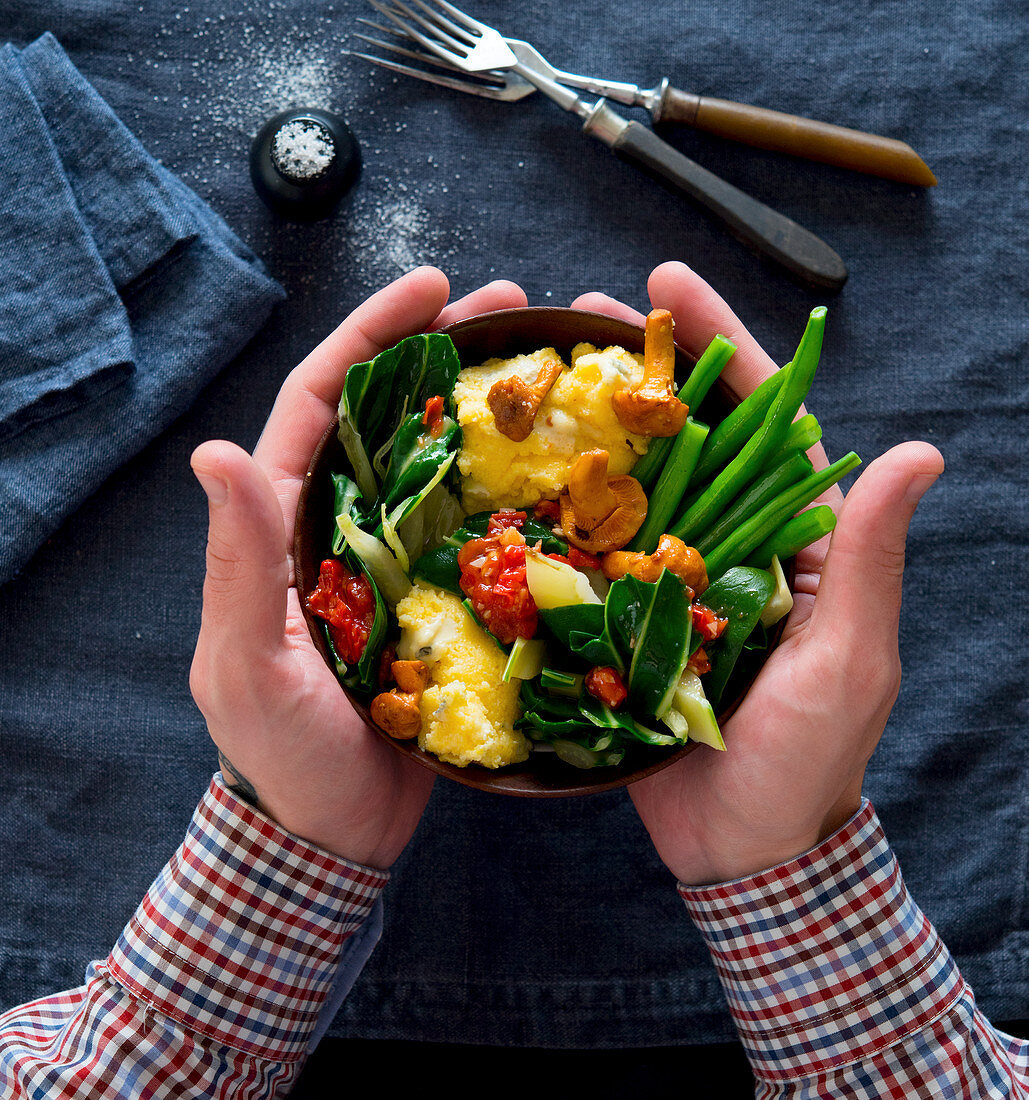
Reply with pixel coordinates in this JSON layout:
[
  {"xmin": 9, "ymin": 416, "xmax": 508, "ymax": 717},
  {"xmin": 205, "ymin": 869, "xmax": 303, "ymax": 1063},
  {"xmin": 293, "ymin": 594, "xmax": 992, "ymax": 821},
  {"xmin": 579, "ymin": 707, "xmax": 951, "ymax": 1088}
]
[
  {"xmin": 573, "ymin": 262, "xmax": 944, "ymax": 886},
  {"xmin": 189, "ymin": 268, "xmax": 528, "ymax": 869}
]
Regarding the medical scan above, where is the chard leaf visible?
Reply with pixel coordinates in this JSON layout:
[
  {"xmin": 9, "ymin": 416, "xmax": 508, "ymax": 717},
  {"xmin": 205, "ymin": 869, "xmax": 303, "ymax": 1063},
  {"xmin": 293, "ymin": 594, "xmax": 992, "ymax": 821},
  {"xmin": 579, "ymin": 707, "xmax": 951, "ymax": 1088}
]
[
  {"xmin": 538, "ymin": 604, "xmax": 624, "ymax": 673},
  {"xmin": 576, "ymin": 692, "xmax": 678, "ymax": 747},
  {"xmin": 604, "ymin": 570, "xmax": 692, "ymax": 718},
  {"xmin": 392, "ymin": 332, "xmax": 462, "ymax": 419},
  {"xmin": 412, "ymin": 482, "xmax": 465, "ymax": 555},
  {"xmin": 337, "ymin": 332, "xmax": 462, "ymax": 503},
  {"xmin": 698, "ymin": 566, "xmax": 776, "ymax": 708},
  {"xmin": 378, "ymin": 450, "xmax": 459, "ymax": 575},
  {"xmin": 330, "ymin": 473, "xmax": 364, "ymax": 555},
  {"xmin": 372, "ymin": 396, "xmax": 410, "ymax": 479},
  {"xmin": 410, "ymin": 541, "xmax": 462, "ymax": 595},
  {"xmin": 337, "ymin": 417, "xmax": 377, "ymax": 502},
  {"xmin": 336, "ymin": 514, "xmax": 411, "ymax": 607},
  {"xmin": 338, "ymin": 333, "xmax": 462, "ymax": 461},
  {"xmin": 355, "ymin": 568, "xmax": 387, "ymax": 691},
  {"xmin": 381, "ymin": 504, "xmax": 410, "ymax": 574},
  {"xmin": 380, "ymin": 413, "xmax": 460, "ymax": 512}
]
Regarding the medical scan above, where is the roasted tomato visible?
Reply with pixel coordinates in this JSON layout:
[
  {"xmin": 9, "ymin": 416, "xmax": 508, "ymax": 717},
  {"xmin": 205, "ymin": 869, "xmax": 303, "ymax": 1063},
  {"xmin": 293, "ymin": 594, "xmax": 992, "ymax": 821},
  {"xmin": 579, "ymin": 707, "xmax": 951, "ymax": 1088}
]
[
  {"xmin": 585, "ymin": 666, "xmax": 628, "ymax": 709},
  {"xmin": 306, "ymin": 558, "xmax": 376, "ymax": 664},
  {"xmin": 691, "ymin": 602, "xmax": 729, "ymax": 643},
  {"xmin": 458, "ymin": 513, "xmax": 537, "ymax": 645},
  {"xmin": 422, "ymin": 394, "xmax": 445, "ymax": 437}
]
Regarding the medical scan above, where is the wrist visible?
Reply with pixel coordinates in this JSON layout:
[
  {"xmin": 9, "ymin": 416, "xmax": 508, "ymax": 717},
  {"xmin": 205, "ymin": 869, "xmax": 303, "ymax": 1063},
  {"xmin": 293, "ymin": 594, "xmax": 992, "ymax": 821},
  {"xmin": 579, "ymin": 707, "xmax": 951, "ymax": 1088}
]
[
  {"xmin": 111, "ymin": 776, "xmax": 389, "ymax": 1061},
  {"xmin": 676, "ymin": 795, "xmax": 863, "ymax": 887},
  {"xmin": 214, "ymin": 771, "xmax": 397, "ymax": 873},
  {"xmin": 679, "ymin": 799, "xmax": 963, "ymax": 1081},
  {"xmin": 214, "ymin": 748, "xmax": 390, "ymax": 868}
]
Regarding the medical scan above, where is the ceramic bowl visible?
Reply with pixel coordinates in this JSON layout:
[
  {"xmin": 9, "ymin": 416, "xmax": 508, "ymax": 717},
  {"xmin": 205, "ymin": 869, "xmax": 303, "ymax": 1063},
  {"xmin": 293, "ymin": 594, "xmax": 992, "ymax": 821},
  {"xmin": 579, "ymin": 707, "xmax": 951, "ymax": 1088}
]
[{"xmin": 294, "ymin": 307, "xmax": 785, "ymax": 797}]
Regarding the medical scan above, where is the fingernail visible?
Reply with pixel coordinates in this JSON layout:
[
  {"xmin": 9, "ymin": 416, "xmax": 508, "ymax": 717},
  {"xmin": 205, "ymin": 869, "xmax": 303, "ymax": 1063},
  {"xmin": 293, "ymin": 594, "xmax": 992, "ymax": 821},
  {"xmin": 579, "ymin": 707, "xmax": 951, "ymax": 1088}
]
[
  {"xmin": 194, "ymin": 468, "xmax": 228, "ymax": 505},
  {"xmin": 905, "ymin": 470, "xmax": 941, "ymax": 506}
]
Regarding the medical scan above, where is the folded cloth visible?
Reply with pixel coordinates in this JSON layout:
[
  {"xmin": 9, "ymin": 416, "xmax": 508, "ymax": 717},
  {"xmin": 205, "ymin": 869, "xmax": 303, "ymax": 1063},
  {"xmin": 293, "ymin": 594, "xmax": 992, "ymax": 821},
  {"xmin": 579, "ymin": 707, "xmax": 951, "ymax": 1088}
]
[{"xmin": 0, "ymin": 33, "xmax": 284, "ymax": 584}]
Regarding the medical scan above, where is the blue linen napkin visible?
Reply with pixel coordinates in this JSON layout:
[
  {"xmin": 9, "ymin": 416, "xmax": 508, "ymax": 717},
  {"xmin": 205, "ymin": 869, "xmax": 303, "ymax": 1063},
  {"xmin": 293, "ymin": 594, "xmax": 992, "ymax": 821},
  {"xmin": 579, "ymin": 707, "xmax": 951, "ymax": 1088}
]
[{"xmin": 0, "ymin": 33, "xmax": 284, "ymax": 584}]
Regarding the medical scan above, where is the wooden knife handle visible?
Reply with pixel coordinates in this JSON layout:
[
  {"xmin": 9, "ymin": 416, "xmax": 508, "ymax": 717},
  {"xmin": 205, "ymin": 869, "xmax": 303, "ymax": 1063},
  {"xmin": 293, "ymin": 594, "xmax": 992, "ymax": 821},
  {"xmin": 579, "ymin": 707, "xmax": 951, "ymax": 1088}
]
[{"xmin": 658, "ymin": 86, "xmax": 937, "ymax": 187}]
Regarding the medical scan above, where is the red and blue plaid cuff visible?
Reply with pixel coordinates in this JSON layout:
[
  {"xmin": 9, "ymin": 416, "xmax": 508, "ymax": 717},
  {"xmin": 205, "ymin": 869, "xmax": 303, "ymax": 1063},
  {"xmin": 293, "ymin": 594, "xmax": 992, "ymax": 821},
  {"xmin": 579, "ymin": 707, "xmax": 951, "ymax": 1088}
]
[
  {"xmin": 106, "ymin": 775, "xmax": 388, "ymax": 1061},
  {"xmin": 680, "ymin": 799, "xmax": 964, "ymax": 1081}
]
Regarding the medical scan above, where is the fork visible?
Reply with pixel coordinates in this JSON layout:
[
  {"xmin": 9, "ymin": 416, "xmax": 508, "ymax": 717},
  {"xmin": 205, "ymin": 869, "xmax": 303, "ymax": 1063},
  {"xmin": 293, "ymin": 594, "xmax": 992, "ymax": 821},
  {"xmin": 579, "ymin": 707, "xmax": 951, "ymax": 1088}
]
[
  {"xmin": 352, "ymin": 20, "xmax": 535, "ymax": 102},
  {"xmin": 356, "ymin": 8, "xmax": 936, "ymax": 186},
  {"xmin": 361, "ymin": 0, "xmax": 848, "ymax": 291}
]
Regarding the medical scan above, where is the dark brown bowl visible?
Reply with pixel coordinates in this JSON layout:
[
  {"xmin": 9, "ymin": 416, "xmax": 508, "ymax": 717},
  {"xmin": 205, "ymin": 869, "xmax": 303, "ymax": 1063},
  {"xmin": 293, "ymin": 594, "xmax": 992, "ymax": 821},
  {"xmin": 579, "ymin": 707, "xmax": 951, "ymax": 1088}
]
[{"xmin": 294, "ymin": 307, "xmax": 785, "ymax": 797}]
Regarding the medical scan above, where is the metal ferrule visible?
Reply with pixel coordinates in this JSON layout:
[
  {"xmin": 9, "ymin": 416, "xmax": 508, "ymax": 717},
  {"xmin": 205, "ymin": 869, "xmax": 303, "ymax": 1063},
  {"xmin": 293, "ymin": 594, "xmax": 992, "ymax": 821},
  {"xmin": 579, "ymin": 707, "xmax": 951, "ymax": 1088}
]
[
  {"xmin": 643, "ymin": 77, "xmax": 670, "ymax": 122},
  {"xmin": 581, "ymin": 100, "xmax": 631, "ymax": 147}
]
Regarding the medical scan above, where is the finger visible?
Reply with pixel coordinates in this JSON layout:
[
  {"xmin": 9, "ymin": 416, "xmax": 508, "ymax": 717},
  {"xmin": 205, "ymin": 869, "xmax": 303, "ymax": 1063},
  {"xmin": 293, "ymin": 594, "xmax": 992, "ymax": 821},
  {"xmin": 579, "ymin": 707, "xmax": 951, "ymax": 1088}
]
[
  {"xmin": 569, "ymin": 291, "xmax": 647, "ymax": 327},
  {"xmin": 647, "ymin": 261, "xmax": 781, "ymax": 398},
  {"xmin": 254, "ymin": 266, "xmax": 451, "ymax": 483},
  {"xmin": 191, "ymin": 439, "xmax": 289, "ymax": 657},
  {"xmin": 650, "ymin": 259, "xmax": 836, "ymax": 488},
  {"xmin": 433, "ymin": 279, "xmax": 528, "ymax": 329},
  {"xmin": 810, "ymin": 441, "xmax": 944, "ymax": 647}
]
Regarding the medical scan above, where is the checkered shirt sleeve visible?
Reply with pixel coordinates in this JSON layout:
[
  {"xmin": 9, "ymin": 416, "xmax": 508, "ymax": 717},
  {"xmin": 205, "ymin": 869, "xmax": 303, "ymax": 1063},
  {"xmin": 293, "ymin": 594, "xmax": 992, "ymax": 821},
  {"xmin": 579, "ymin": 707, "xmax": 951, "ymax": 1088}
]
[
  {"xmin": 680, "ymin": 798, "xmax": 1029, "ymax": 1098},
  {"xmin": 0, "ymin": 774, "xmax": 388, "ymax": 1098}
]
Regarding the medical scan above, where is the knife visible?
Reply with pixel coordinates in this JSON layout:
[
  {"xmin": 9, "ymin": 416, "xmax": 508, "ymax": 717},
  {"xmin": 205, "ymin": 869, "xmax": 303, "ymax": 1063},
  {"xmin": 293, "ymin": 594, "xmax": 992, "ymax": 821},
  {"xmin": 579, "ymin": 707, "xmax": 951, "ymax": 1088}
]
[{"xmin": 505, "ymin": 40, "xmax": 850, "ymax": 292}]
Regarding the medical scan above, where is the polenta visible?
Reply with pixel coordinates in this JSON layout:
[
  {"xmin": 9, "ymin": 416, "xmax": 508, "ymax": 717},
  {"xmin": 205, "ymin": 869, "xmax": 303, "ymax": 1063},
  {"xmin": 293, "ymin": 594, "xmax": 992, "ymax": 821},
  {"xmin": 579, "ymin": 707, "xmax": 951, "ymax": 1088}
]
[
  {"xmin": 395, "ymin": 582, "xmax": 529, "ymax": 768},
  {"xmin": 453, "ymin": 344, "xmax": 650, "ymax": 513}
]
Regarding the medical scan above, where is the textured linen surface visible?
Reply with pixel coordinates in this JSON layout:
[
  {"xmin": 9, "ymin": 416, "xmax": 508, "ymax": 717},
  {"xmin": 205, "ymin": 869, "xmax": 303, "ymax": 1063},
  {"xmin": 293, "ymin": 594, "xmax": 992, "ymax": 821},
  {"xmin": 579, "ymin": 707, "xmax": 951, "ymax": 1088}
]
[{"xmin": 0, "ymin": 0, "xmax": 1026, "ymax": 1050}]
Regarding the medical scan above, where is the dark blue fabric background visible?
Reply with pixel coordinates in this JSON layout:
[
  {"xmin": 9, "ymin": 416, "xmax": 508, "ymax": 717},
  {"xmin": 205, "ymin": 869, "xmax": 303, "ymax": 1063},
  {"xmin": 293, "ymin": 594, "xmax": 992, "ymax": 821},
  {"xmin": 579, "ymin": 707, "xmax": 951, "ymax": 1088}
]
[{"xmin": 1, "ymin": 0, "xmax": 1026, "ymax": 1049}]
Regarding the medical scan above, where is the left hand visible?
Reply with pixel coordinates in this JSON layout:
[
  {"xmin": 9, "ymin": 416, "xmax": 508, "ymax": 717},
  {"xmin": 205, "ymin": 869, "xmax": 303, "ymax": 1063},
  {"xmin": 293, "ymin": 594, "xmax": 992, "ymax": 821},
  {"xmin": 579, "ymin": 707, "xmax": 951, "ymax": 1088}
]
[{"xmin": 189, "ymin": 268, "xmax": 528, "ymax": 869}]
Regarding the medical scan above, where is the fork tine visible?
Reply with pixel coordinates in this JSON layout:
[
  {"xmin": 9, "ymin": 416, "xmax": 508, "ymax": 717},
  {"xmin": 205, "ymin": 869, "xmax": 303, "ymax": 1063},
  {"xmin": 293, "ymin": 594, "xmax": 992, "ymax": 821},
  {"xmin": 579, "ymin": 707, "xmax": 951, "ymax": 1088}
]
[
  {"xmin": 366, "ymin": 0, "xmax": 517, "ymax": 73},
  {"xmin": 348, "ymin": 49, "xmax": 515, "ymax": 101},
  {"xmin": 364, "ymin": 0, "xmax": 458, "ymax": 67},
  {"xmin": 404, "ymin": 0, "xmax": 479, "ymax": 46},
  {"xmin": 356, "ymin": 16, "xmax": 413, "ymax": 40},
  {"xmin": 353, "ymin": 31, "xmax": 466, "ymax": 73},
  {"xmin": 424, "ymin": 0, "xmax": 489, "ymax": 36},
  {"xmin": 380, "ymin": 0, "xmax": 471, "ymax": 57},
  {"xmin": 352, "ymin": 32, "xmax": 517, "ymax": 91}
]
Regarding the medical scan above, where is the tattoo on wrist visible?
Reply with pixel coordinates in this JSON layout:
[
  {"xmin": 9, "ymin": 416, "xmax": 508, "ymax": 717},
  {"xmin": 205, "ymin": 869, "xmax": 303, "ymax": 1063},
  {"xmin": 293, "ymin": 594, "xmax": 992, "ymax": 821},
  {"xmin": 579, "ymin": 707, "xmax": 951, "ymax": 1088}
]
[{"xmin": 217, "ymin": 751, "xmax": 260, "ymax": 808}]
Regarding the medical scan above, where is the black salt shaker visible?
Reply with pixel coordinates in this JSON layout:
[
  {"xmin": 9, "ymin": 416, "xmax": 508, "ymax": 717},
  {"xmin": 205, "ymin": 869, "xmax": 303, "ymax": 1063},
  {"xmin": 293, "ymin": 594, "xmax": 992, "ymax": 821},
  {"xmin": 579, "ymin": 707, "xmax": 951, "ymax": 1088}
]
[{"xmin": 250, "ymin": 108, "xmax": 360, "ymax": 220}]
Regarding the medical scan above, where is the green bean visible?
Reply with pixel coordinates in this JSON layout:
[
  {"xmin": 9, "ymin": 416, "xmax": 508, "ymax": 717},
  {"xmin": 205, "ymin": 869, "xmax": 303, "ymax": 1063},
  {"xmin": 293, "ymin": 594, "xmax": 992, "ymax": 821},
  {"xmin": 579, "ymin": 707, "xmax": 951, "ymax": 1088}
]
[
  {"xmin": 769, "ymin": 413, "xmax": 822, "ymax": 463},
  {"xmin": 632, "ymin": 335, "xmax": 735, "ymax": 490},
  {"xmin": 669, "ymin": 308, "xmax": 827, "ymax": 545},
  {"xmin": 676, "ymin": 482, "xmax": 705, "ymax": 518},
  {"xmin": 703, "ymin": 451, "xmax": 860, "ymax": 581},
  {"xmin": 691, "ymin": 369, "xmax": 786, "ymax": 486},
  {"xmin": 677, "ymin": 409, "xmax": 817, "ymax": 513},
  {"xmin": 680, "ymin": 334, "xmax": 737, "ymax": 410},
  {"xmin": 629, "ymin": 418, "xmax": 710, "ymax": 552},
  {"xmin": 695, "ymin": 450, "xmax": 814, "ymax": 555},
  {"xmin": 745, "ymin": 505, "xmax": 838, "ymax": 569}
]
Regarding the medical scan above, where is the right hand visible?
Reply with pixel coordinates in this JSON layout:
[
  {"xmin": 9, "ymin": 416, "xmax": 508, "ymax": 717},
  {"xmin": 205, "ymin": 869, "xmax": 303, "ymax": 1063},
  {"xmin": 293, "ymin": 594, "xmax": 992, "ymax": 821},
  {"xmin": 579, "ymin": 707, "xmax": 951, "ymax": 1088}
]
[
  {"xmin": 574, "ymin": 262, "xmax": 944, "ymax": 886},
  {"xmin": 189, "ymin": 268, "xmax": 528, "ymax": 870}
]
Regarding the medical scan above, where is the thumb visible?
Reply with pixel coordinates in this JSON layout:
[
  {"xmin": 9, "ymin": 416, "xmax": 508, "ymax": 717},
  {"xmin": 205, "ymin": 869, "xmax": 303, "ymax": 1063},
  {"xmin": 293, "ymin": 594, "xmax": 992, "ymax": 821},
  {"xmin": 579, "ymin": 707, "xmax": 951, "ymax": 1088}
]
[
  {"xmin": 811, "ymin": 440, "xmax": 944, "ymax": 647},
  {"xmin": 191, "ymin": 440, "xmax": 289, "ymax": 657}
]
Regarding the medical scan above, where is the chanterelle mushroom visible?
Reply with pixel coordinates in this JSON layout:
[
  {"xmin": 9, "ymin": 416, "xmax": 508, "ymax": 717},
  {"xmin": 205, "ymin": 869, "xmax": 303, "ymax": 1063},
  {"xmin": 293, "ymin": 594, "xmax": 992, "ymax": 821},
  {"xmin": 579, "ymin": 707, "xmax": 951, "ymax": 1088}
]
[
  {"xmin": 612, "ymin": 308, "xmax": 689, "ymax": 438},
  {"xmin": 558, "ymin": 450, "xmax": 647, "ymax": 553},
  {"xmin": 371, "ymin": 659, "xmax": 431, "ymax": 740},
  {"xmin": 601, "ymin": 534, "xmax": 709, "ymax": 595},
  {"xmin": 487, "ymin": 357, "xmax": 563, "ymax": 442}
]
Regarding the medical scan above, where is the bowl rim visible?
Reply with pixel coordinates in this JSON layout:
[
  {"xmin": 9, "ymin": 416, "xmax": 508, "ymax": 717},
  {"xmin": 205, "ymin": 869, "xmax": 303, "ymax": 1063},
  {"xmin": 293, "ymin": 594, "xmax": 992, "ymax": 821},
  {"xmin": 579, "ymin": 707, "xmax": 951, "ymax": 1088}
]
[{"xmin": 293, "ymin": 305, "xmax": 785, "ymax": 797}]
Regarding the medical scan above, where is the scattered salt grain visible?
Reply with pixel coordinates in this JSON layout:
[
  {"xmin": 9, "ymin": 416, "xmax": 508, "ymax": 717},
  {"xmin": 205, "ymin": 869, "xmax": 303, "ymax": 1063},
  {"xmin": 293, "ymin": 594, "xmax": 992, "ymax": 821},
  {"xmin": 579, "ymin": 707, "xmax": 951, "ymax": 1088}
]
[{"xmin": 146, "ymin": 1, "xmax": 477, "ymax": 282}]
